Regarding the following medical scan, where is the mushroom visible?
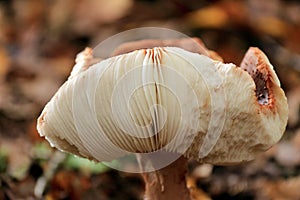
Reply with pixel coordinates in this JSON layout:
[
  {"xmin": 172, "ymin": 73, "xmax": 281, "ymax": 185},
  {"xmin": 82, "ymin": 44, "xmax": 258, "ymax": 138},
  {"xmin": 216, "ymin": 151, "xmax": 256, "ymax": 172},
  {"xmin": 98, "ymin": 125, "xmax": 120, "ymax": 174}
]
[{"xmin": 37, "ymin": 37, "xmax": 288, "ymax": 200}]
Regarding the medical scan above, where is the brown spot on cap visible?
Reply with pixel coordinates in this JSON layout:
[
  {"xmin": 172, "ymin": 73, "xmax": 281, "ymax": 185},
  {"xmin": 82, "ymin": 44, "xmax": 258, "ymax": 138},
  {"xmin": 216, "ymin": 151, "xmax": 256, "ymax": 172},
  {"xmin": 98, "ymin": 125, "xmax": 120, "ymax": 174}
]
[{"xmin": 240, "ymin": 47, "xmax": 277, "ymax": 113}]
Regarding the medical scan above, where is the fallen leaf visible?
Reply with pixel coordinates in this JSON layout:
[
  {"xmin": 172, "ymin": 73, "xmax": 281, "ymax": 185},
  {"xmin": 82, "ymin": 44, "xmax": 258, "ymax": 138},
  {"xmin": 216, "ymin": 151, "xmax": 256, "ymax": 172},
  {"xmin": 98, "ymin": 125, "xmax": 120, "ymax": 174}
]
[
  {"xmin": 187, "ymin": 176, "xmax": 211, "ymax": 200},
  {"xmin": 0, "ymin": 46, "xmax": 10, "ymax": 83},
  {"xmin": 186, "ymin": 6, "xmax": 229, "ymax": 29},
  {"xmin": 287, "ymin": 86, "xmax": 300, "ymax": 127},
  {"xmin": 257, "ymin": 176, "xmax": 300, "ymax": 200}
]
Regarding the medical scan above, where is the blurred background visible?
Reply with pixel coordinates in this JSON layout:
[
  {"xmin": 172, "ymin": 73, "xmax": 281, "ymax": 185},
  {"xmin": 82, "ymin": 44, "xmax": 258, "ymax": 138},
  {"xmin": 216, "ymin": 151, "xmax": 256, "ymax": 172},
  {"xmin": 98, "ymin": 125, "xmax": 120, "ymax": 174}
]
[{"xmin": 0, "ymin": 0, "xmax": 300, "ymax": 199}]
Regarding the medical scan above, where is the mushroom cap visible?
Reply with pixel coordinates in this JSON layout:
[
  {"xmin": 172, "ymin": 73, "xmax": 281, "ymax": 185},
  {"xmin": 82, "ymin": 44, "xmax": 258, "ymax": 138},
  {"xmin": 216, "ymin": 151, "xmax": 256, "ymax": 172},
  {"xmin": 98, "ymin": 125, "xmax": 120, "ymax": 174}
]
[{"xmin": 37, "ymin": 46, "xmax": 288, "ymax": 165}]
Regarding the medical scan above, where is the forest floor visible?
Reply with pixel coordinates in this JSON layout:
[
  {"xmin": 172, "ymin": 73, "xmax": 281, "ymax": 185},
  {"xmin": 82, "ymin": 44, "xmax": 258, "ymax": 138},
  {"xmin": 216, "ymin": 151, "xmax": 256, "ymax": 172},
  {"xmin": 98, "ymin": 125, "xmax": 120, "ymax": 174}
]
[{"xmin": 0, "ymin": 0, "xmax": 300, "ymax": 199}]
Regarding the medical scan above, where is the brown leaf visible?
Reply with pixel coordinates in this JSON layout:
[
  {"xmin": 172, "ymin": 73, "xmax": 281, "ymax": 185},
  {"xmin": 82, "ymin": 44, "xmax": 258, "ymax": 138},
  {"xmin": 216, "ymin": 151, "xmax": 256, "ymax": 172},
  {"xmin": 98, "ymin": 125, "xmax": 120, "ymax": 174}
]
[
  {"xmin": 0, "ymin": 46, "xmax": 10, "ymax": 82},
  {"xmin": 186, "ymin": 6, "xmax": 229, "ymax": 29},
  {"xmin": 287, "ymin": 86, "xmax": 300, "ymax": 127},
  {"xmin": 258, "ymin": 176, "xmax": 300, "ymax": 200},
  {"xmin": 49, "ymin": 170, "xmax": 90, "ymax": 200},
  {"xmin": 253, "ymin": 16, "xmax": 288, "ymax": 38},
  {"xmin": 187, "ymin": 176, "xmax": 211, "ymax": 200}
]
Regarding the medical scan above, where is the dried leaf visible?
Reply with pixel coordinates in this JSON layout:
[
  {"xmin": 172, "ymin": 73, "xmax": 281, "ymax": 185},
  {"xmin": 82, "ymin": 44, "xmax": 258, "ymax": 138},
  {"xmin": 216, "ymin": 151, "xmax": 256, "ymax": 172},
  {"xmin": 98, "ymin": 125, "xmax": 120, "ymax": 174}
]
[
  {"xmin": 0, "ymin": 46, "xmax": 10, "ymax": 82},
  {"xmin": 186, "ymin": 6, "xmax": 229, "ymax": 28},
  {"xmin": 187, "ymin": 177, "xmax": 211, "ymax": 200},
  {"xmin": 253, "ymin": 16, "xmax": 288, "ymax": 38},
  {"xmin": 258, "ymin": 176, "xmax": 300, "ymax": 200},
  {"xmin": 287, "ymin": 86, "xmax": 300, "ymax": 127}
]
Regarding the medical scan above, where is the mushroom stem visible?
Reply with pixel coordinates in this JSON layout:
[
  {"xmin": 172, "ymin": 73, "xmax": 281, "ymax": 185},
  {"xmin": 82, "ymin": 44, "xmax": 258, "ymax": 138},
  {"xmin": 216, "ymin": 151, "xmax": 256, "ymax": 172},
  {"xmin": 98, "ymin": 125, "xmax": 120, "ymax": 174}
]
[{"xmin": 138, "ymin": 156, "xmax": 191, "ymax": 200}]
